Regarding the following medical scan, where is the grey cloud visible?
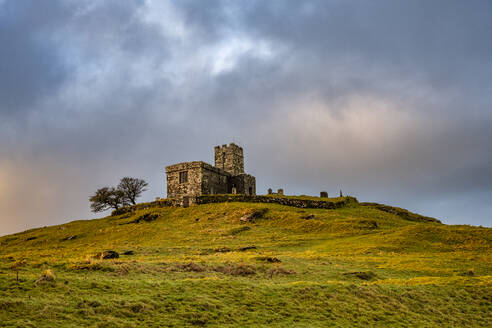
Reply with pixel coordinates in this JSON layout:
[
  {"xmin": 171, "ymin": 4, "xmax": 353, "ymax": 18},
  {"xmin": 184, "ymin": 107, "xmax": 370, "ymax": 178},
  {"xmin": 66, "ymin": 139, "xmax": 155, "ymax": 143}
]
[
  {"xmin": 1, "ymin": 0, "xmax": 491, "ymax": 235},
  {"xmin": 0, "ymin": 0, "xmax": 71, "ymax": 116}
]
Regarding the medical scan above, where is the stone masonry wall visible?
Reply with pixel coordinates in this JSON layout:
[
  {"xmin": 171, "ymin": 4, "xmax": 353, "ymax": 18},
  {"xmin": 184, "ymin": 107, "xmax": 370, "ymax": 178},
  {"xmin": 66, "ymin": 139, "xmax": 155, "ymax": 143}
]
[
  {"xmin": 243, "ymin": 174, "xmax": 256, "ymax": 195},
  {"xmin": 165, "ymin": 143, "xmax": 255, "ymax": 199},
  {"xmin": 231, "ymin": 174, "xmax": 256, "ymax": 195},
  {"xmin": 166, "ymin": 162, "xmax": 204, "ymax": 198},
  {"xmin": 195, "ymin": 194, "xmax": 358, "ymax": 209},
  {"xmin": 201, "ymin": 164, "xmax": 230, "ymax": 195},
  {"xmin": 112, "ymin": 195, "xmax": 358, "ymax": 216},
  {"xmin": 214, "ymin": 143, "xmax": 244, "ymax": 175}
]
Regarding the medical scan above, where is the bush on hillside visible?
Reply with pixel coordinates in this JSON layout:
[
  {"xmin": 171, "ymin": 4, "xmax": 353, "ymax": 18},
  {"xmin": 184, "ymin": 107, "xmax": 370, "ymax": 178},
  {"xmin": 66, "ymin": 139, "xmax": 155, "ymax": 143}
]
[
  {"xmin": 90, "ymin": 177, "xmax": 148, "ymax": 213},
  {"xmin": 90, "ymin": 187, "xmax": 128, "ymax": 212},
  {"xmin": 118, "ymin": 177, "xmax": 148, "ymax": 205}
]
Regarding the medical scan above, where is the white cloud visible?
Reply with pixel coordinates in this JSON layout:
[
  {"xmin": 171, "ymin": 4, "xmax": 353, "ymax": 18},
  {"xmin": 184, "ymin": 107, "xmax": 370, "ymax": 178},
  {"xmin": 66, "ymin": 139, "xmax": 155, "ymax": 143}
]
[
  {"xmin": 209, "ymin": 37, "xmax": 276, "ymax": 75},
  {"xmin": 138, "ymin": 0, "xmax": 189, "ymax": 40}
]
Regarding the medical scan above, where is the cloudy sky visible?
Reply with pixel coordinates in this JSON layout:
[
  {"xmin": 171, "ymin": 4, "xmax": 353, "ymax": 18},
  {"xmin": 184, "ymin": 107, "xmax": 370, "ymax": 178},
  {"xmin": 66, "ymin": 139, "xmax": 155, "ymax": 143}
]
[{"xmin": 1, "ymin": 0, "xmax": 491, "ymax": 235}]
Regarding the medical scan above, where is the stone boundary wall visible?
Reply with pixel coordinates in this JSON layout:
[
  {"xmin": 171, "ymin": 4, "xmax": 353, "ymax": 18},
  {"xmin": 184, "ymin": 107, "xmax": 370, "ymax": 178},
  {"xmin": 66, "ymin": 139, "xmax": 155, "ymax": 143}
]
[
  {"xmin": 112, "ymin": 196, "xmax": 441, "ymax": 225},
  {"xmin": 112, "ymin": 195, "xmax": 358, "ymax": 216},
  {"xmin": 195, "ymin": 195, "xmax": 358, "ymax": 209}
]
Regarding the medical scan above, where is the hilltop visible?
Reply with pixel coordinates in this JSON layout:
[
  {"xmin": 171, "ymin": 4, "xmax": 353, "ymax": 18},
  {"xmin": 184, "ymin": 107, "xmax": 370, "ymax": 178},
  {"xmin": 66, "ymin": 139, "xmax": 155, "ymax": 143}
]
[{"xmin": 0, "ymin": 196, "xmax": 491, "ymax": 327}]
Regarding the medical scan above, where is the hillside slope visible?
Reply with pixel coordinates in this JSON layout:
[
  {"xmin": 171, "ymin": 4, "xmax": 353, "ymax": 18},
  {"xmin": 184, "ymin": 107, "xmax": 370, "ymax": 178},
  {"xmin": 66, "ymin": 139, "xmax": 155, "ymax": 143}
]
[{"xmin": 0, "ymin": 198, "xmax": 491, "ymax": 327}]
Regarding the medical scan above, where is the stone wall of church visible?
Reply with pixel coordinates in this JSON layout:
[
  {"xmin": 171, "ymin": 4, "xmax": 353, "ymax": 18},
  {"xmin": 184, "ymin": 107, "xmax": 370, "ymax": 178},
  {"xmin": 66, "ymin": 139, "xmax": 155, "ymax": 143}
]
[
  {"xmin": 231, "ymin": 174, "xmax": 256, "ymax": 195},
  {"xmin": 166, "ymin": 162, "xmax": 204, "ymax": 198},
  {"xmin": 201, "ymin": 163, "xmax": 230, "ymax": 195},
  {"xmin": 165, "ymin": 143, "xmax": 256, "ymax": 199}
]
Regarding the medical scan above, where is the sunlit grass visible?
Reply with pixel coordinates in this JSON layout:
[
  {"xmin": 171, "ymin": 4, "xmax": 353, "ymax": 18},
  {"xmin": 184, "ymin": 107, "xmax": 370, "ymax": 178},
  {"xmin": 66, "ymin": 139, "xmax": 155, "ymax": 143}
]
[{"xmin": 0, "ymin": 201, "xmax": 490, "ymax": 327}]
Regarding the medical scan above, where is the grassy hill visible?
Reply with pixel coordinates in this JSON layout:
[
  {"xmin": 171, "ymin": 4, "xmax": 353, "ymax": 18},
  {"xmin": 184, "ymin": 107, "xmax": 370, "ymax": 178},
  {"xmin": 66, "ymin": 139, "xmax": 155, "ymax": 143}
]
[{"xmin": 0, "ymin": 196, "xmax": 490, "ymax": 327}]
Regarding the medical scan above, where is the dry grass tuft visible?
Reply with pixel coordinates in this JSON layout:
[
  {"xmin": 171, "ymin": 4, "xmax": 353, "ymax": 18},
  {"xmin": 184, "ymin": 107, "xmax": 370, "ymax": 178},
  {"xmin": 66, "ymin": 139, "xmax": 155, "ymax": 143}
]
[
  {"xmin": 67, "ymin": 260, "xmax": 114, "ymax": 272},
  {"xmin": 343, "ymin": 271, "xmax": 376, "ymax": 280},
  {"xmin": 34, "ymin": 269, "xmax": 56, "ymax": 285},
  {"xmin": 257, "ymin": 256, "xmax": 281, "ymax": 263},
  {"xmin": 266, "ymin": 267, "xmax": 296, "ymax": 277},
  {"xmin": 174, "ymin": 262, "xmax": 206, "ymax": 272},
  {"xmin": 214, "ymin": 264, "xmax": 256, "ymax": 276},
  {"xmin": 227, "ymin": 226, "xmax": 251, "ymax": 235}
]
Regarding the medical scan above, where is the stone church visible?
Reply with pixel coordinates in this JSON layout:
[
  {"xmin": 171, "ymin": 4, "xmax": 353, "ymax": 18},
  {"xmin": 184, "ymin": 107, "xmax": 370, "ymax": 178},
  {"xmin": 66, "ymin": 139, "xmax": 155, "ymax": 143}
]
[{"xmin": 165, "ymin": 143, "xmax": 256, "ymax": 200}]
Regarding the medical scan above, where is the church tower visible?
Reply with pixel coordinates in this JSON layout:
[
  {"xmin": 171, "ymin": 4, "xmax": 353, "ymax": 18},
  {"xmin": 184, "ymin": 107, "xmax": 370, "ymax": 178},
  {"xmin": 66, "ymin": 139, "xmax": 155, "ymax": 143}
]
[{"xmin": 214, "ymin": 143, "xmax": 244, "ymax": 175}]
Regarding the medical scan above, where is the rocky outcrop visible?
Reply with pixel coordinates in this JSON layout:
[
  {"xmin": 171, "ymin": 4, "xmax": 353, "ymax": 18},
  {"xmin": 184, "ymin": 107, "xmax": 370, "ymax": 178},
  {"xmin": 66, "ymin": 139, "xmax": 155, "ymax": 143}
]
[
  {"xmin": 94, "ymin": 250, "xmax": 119, "ymax": 259},
  {"xmin": 360, "ymin": 202, "xmax": 441, "ymax": 223}
]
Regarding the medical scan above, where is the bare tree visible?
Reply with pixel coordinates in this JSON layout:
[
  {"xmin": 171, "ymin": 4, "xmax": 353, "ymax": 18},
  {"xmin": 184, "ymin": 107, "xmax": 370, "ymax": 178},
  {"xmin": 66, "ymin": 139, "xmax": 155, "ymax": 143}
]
[
  {"xmin": 118, "ymin": 177, "xmax": 148, "ymax": 205},
  {"xmin": 89, "ymin": 187, "xmax": 127, "ymax": 212}
]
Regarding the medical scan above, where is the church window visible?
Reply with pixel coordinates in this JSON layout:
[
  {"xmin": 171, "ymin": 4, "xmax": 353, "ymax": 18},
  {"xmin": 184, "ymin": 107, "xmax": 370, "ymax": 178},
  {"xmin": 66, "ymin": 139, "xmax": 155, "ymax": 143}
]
[{"xmin": 179, "ymin": 171, "xmax": 188, "ymax": 183}]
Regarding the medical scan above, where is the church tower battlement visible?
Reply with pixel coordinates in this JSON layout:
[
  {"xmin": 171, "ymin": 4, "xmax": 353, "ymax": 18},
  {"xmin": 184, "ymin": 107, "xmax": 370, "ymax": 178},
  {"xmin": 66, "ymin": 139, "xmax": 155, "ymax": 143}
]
[{"xmin": 214, "ymin": 143, "xmax": 244, "ymax": 176}]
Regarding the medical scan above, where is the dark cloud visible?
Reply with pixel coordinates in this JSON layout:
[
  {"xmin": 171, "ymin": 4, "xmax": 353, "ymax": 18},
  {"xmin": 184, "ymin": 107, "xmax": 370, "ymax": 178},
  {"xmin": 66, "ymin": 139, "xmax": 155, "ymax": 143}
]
[
  {"xmin": 0, "ymin": 0, "xmax": 70, "ymax": 115},
  {"xmin": 1, "ymin": 0, "xmax": 491, "ymax": 235}
]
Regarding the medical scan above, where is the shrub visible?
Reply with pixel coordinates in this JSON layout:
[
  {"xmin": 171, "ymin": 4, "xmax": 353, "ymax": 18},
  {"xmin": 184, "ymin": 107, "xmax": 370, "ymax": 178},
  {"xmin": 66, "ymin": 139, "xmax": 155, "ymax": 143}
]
[{"xmin": 90, "ymin": 187, "xmax": 128, "ymax": 213}]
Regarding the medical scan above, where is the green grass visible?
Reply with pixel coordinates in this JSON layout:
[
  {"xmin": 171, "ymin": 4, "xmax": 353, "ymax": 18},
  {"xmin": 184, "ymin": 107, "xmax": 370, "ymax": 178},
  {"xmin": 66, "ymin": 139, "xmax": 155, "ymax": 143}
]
[{"xmin": 0, "ymin": 200, "xmax": 490, "ymax": 327}]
